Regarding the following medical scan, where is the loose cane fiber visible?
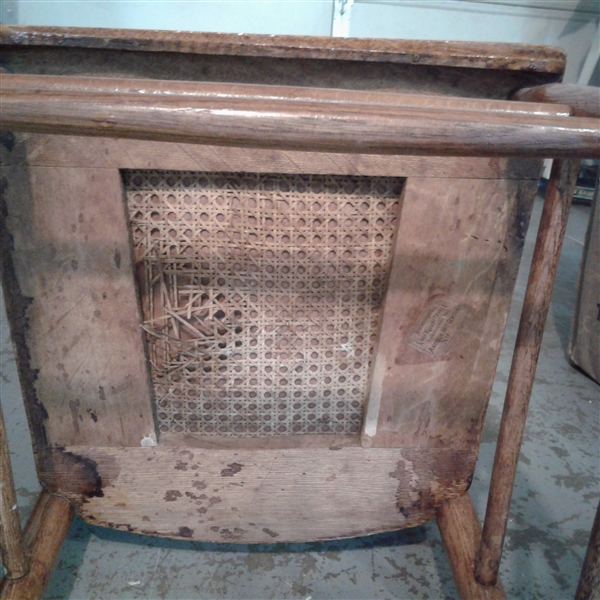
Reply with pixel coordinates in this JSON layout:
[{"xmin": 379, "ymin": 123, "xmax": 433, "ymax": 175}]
[{"xmin": 125, "ymin": 171, "xmax": 402, "ymax": 437}]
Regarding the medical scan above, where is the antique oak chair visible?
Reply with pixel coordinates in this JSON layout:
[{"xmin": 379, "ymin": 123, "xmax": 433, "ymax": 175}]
[{"xmin": 0, "ymin": 26, "xmax": 598, "ymax": 599}]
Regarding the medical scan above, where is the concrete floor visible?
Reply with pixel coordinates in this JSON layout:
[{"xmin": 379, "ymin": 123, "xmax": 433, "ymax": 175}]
[{"xmin": 1, "ymin": 196, "xmax": 599, "ymax": 600}]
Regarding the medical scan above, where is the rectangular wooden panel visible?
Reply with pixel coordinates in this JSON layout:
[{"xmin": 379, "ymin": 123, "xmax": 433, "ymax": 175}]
[
  {"xmin": 363, "ymin": 176, "xmax": 538, "ymax": 448},
  {"xmin": 2, "ymin": 164, "xmax": 156, "ymax": 447}
]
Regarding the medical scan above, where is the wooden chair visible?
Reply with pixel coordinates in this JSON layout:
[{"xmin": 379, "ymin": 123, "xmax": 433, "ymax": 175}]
[{"xmin": 0, "ymin": 26, "xmax": 598, "ymax": 599}]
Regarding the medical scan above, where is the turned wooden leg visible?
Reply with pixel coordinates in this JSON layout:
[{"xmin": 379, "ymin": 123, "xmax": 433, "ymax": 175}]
[
  {"xmin": 1, "ymin": 491, "xmax": 74, "ymax": 600},
  {"xmin": 475, "ymin": 159, "xmax": 580, "ymax": 586},
  {"xmin": 437, "ymin": 493, "xmax": 505, "ymax": 600},
  {"xmin": 0, "ymin": 400, "xmax": 28, "ymax": 580}
]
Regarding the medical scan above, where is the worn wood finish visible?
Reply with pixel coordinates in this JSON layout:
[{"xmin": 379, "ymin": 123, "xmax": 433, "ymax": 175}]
[
  {"xmin": 0, "ymin": 26, "xmax": 566, "ymax": 73},
  {"xmin": 362, "ymin": 176, "xmax": 537, "ymax": 449},
  {"xmin": 0, "ymin": 133, "xmax": 543, "ymax": 181},
  {"xmin": 2, "ymin": 78, "xmax": 597, "ymax": 158},
  {"xmin": 436, "ymin": 494, "xmax": 505, "ymax": 600},
  {"xmin": 0, "ymin": 400, "xmax": 28, "ymax": 580},
  {"xmin": 1, "ymin": 74, "xmax": 570, "ymax": 117},
  {"xmin": 0, "ymin": 492, "xmax": 74, "ymax": 600},
  {"xmin": 1, "ymin": 164, "xmax": 156, "ymax": 448},
  {"xmin": 1, "ymin": 48, "xmax": 562, "ymax": 101},
  {"xmin": 40, "ymin": 445, "xmax": 476, "ymax": 544},
  {"xmin": 513, "ymin": 84, "xmax": 600, "ymax": 118},
  {"xmin": 475, "ymin": 159, "xmax": 581, "ymax": 587},
  {"xmin": 576, "ymin": 500, "xmax": 600, "ymax": 600}
]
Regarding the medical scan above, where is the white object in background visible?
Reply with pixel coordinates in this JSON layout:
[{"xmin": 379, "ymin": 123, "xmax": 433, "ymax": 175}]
[{"xmin": 332, "ymin": 0, "xmax": 354, "ymax": 37}]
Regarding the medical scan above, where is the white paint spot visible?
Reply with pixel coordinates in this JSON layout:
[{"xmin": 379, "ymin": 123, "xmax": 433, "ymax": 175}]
[
  {"xmin": 141, "ymin": 432, "xmax": 157, "ymax": 447},
  {"xmin": 11, "ymin": 504, "xmax": 17, "ymax": 511},
  {"xmin": 128, "ymin": 581, "xmax": 141, "ymax": 586},
  {"xmin": 363, "ymin": 353, "xmax": 386, "ymax": 439}
]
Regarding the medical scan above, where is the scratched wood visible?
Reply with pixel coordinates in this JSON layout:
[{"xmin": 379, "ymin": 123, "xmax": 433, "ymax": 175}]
[
  {"xmin": 1, "ymin": 163, "xmax": 156, "ymax": 448},
  {"xmin": 41, "ymin": 445, "xmax": 476, "ymax": 544},
  {"xmin": 363, "ymin": 176, "xmax": 539, "ymax": 449},
  {"xmin": 0, "ymin": 26, "xmax": 566, "ymax": 73}
]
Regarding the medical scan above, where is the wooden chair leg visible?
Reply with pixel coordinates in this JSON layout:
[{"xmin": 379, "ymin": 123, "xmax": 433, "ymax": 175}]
[
  {"xmin": 437, "ymin": 493, "xmax": 505, "ymax": 600},
  {"xmin": 576, "ymin": 500, "xmax": 600, "ymax": 600},
  {"xmin": 0, "ymin": 401, "xmax": 28, "ymax": 580},
  {"xmin": 474, "ymin": 159, "xmax": 581, "ymax": 586},
  {"xmin": 1, "ymin": 491, "xmax": 74, "ymax": 600}
]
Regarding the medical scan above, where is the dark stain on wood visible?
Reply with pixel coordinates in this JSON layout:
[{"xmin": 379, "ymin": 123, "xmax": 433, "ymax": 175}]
[
  {"xmin": 192, "ymin": 480, "xmax": 207, "ymax": 490},
  {"xmin": 174, "ymin": 461, "xmax": 188, "ymax": 471},
  {"xmin": 40, "ymin": 448, "xmax": 104, "ymax": 498},
  {"xmin": 388, "ymin": 449, "xmax": 475, "ymax": 516},
  {"xmin": 0, "ymin": 170, "xmax": 49, "ymax": 460},
  {"xmin": 177, "ymin": 526, "xmax": 193, "ymax": 538},
  {"xmin": 221, "ymin": 462, "xmax": 243, "ymax": 477},
  {"xmin": 164, "ymin": 490, "xmax": 182, "ymax": 502},
  {"xmin": 114, "ymin": 249, "xmax": 121, "ymax": 269},
  {"xmin": 262, "ymin": 528, "xmax": 280, "ymax": 538}
]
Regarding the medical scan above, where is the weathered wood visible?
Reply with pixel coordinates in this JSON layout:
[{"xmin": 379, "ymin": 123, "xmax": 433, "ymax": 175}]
[
  {"xmin": 1, "ymin": 74, "xmax": 570, "ymax": 116},
  {"xmin": 1, "ymin": 77, "xmax": 598, "ymax": 158},
  {"xmin": 0, "ymin": 25, "xmax": 566, "ymax": 73},
  {"xmin": 1, "ymin": 164, "xmax": 156, "ymax": 448},
  {"xmin": 0, "ymin": 401, "xmax": 28, "ymax": 580},
  {"xmin": 576, "ymin": 500, "xmax": 600, "ymax": 600},
  {"xmin": 40, "ymin": 445, "xmax": 476, "ymax": 543},
  {"xmin": 362, "ymin": 176, "xmax": 537, "ymax": 449},
  {"xmin": 436, "ymin": 493, "xmax": 505, "ymax": 600},
  {"xmin": 513, "ymin": 84, "xmax": 600, "ymax": 118},
  {"xmin": 0, "ymin": 133, "xmax": 543, "ymax": 181},
  {"xmin": 0, "ymin": 492, "xmax": 74, "ymax": 600},
  {"xmin": 475, "ymin": 159, "xmax": 581, "ymax": 587}
]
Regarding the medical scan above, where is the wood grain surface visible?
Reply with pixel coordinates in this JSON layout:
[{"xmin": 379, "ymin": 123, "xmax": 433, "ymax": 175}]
[
  {"xmin": 1, "ymin": 76, "xmax": 597, "ymax": 158},
  {"xmin": 1, "ymin": 164, "xmax": 156, "ymax": 448},
  {"xmin": 0, "ymin": 25, "xmax": 566, "ymax": 73},
  {"xmin": 1, "ymin": 74, "xmax": 570, "ymax": 116},
  {"xmin": 363, "ymin": 176, "xmax": 538, "ymax": 449},
  {"xmin": 43, "ymin": 444, "xmax": 477, "ymax": 544},
  {"xmin": 437, "ymin": 494, "xmax": 506, "ymax": 600},
  {"xmin": 0, "ymin": 492, "xmax": 74, "ymax": 600},
  {"xmin": 513, "ymin": 84, "xmax": 600, "ymax": 118},
  {"xmin": 475, "ymin": 159, "xmax": 581, "ymax": 586},
  {"xmin": 0, "ymin": 400, "xmax": 29, "ymax": 580},
  {"xmin": 0, "ymin": 133, "xmax": 543, "ymax": 181}
]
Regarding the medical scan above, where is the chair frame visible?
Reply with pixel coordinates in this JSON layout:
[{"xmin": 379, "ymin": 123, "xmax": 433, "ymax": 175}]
[{"xmin": 1, "ymin": 27, "xmax": 599, "ymax": 600}]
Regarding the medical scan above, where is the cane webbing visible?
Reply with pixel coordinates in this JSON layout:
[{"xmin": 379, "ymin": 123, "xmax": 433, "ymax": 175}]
[{"xmin": 125, "ymin": 170, "xmax": 402, "ymax": 436}]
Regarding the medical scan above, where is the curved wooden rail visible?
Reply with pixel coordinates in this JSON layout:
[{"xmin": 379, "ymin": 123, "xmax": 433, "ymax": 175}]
[{"xmin": 513, "ymin": 83, "xmax": 600, "ymax": 118}]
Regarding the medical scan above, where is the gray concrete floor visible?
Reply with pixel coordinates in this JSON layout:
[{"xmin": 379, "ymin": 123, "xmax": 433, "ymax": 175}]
[{"xmin": 1, "ymin": 196, "xmax": 599, "ymax": 599}]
